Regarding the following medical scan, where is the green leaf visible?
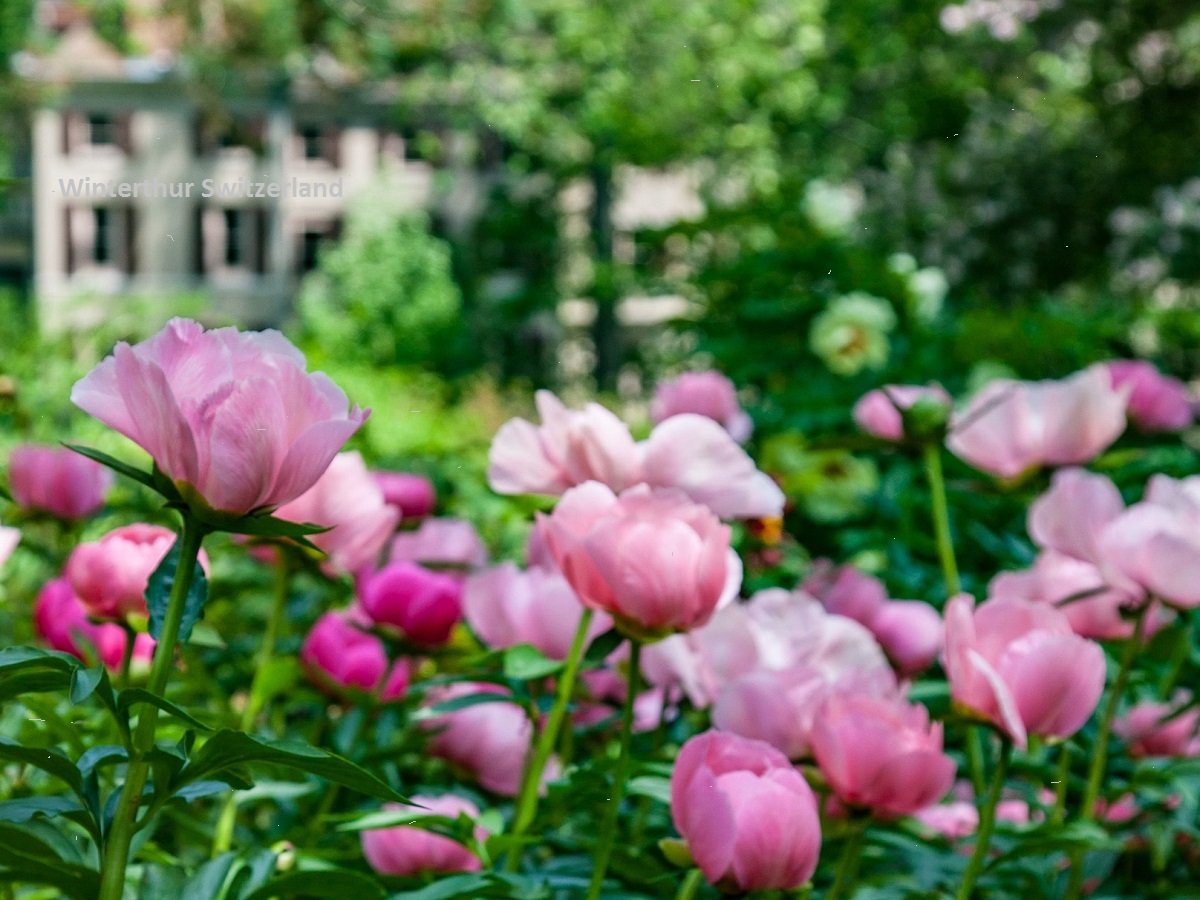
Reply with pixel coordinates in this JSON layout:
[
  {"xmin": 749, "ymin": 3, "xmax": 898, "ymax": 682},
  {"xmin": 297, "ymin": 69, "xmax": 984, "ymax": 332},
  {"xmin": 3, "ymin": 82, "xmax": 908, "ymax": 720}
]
[
  {"xmin": 172, "ymin": 731, "xmax": 408, "ymax": 803},
  {"xmin": 249, "ymin": 658, "xmax": 301, "ymax": 712},
  {"xmin": 582, "ymin": 628, "xmax": 624, "ymax": 667},
  {"xmin": 241, "ymin": 869, "xmax": 386, "ymax": 900},
  {"xmin": 0, "ymin": 796, "xmax": 83, "ymax": 825},
  {"xmin": 146, "ymin": 534, "xmax": 209, "ymax": 644},
  {"xmin": 0, "ymin": 821, "xmax": 100, "ymax": 899},
  {"xmin": 119, "ymin": 689, "xmax": 212, "ymax": 731},
  {"xmin": 626, "ymin": 775, "xmax": 671, "ymax": 805},
  {"xmin": 413, "ymin": 691, "xmax": 521, "ymax": 719},
  {"xmin": 231, "ymin": 516, "xmax": 331, "ymax": 539},
  {"xmin": 503, "ymin": 644, "xmax": 564, "ymax": 681},
  {"xmin": 388, "ymin": 873, "xmax": 545, "ymax": 900},
  {"xmin": 0, "ymin": 737, "xmax": 82, "ymax": 792},
  {"xmin": 62, "ymin": 443, "xmax": 156, "ymax": 490},
  {"xmin": 181, "ymin": 852, "xmax": 239, "ymax": 900}
]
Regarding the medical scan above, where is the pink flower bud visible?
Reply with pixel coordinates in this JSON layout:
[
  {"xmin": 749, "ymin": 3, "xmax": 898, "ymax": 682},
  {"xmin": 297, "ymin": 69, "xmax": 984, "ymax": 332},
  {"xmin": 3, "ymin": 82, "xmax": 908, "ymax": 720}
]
[
  {"xmin": 33, "ymin": 577, "xmax": 154, "ymax": 671},
  {"xmin": 868, "ymin": 600, "xmax": 944, "ymax": 677},
  {"xmin": 373, "ymin": 471, "xmax": 436, "ymax": 519},
  {"xmin": 811, "ymin": 693, "xmax": 957, "ymax": 817},
  {"xmin": 1113, "ymin": 697, "xmax": 1200, "ymax": 758},
  {"xmin": 299, "ymin": 610, "xmax": 408, "ymax": 703},
  {"xmin": 361, "ymin": 795, "xmax": 487, "ymax": 876},
  {"xmin": 670, "ymin": 731, "xmax": 822, "ymax": 891},
  {"xmin": 359, "ymin": 562, "xmax": 464, "ymax": 646},
  {"xmin": 852, "ymin": 384, "xmax": 951, "ymax": 442},
  {"xmin": 65, "ymin": 523, "xmax": 210, "ymax": 621},
  {"xmin": 801, "ymin": 560, "xmax": 888, "ymax": 625},
  {"xmin": 536, "ymin": 482, "xmax": 740, "ymax": 640},
  {"xmin": 9, "ymin": 444, "xmax": 112, "ymax": 519},
  {"xmin": 1105, "ymin": 360, "xmax": 1193, "ymax": 433},
  {"xmin": 651, "ymin": 371, "xmax": 754, "ymax": 442},
  {"xmin": 70, "ymin": 318, "xmax": 367, "ymax": 518}
]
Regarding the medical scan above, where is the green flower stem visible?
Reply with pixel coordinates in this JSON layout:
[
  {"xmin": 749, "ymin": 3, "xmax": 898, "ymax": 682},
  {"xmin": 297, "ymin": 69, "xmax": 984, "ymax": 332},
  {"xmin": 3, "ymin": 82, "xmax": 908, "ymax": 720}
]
[
  {"xmin": 1063, "ymin": 605, "xmax": 1150, "ymax": 900},
  {"xmin": 1050, "ymin": 743, "xmax": 1071, "ymax": 826},
  {"xmin": 956, "ymin": 740, "xmax": 1012, "ymax": 900},
  {"xmin": 675, "ymin": 868, "xmax": 705, "ymax": 900},
  {"xmin": 98, "ymin": 516, "xmax": 206, "ymax": 900},
  {"xmin": 827, "ymin": 817, "xmax": 868, "ymax": 900},
  {"xmin": 922, "ymin": 442, "xmax": 960, "ymax": 596},
  {"xmin": 118, "ymin": 622, "xmax": 137, "ymax": 690},
  {"xmin": 1158, "ymin": 615, "xmax": 1191, "ymax": 699},
  {"xmin": 586, "ymin": 638, "xmax": 642, "ymax": 900},
  {"xmin": 211, "ymin": 552, "xmax": 292, "ymax": 855},
  {"xmin": 965, "ymin": 726, "xmax": 986, "ymax": 798},
  {"xmin": 504, "ymin": 609, "xmax": 595, "ymax": 872}
]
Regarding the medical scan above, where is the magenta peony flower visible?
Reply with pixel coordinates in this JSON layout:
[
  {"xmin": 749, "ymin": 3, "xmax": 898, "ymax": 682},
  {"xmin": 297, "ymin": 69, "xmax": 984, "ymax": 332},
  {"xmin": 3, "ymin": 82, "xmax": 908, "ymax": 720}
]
[
  {"xmin": 70, "ymin": 318, "xmax": 367, "ymax": 517},
  {"xmin": 811, "ymin": 693, "xmax": 957, "ymax": 818},
  {"xmin": 1105, "ymin": 360, "xmax": 1193, "ymax": 433},
  {"xmin": 946, "ymin": 366, "xmax": 1127, "ymax": 480},
  {"xmin": 373, "ymin": 471, "xmax": 437, "ymax": 519},
  {"xmin": 462, "ymin": 561, "xmax": 611, "ymax": 660},
  {"xmin": 272, "ymin": 451, "xmax": 399, "ymax": 575},
  {"xmin": 361, "ymin": 795, "xmax": 487, "ymax": 876},
  {"xmin": 651, "ymin": 371, "xmax": 753, "ymax": 442},
  {"xmin": 33, "ymin": 577, "xmax": 155, "ymax": 671},
  {"xmin": 943, "ymin": 594, "xmax": 1106, "ymax": 749},
  {"xmin": 852, "ymin": 384, "xmax": 952, "ymax": 442},
  {"xmin": 299, "ymin": 610, "xmax": 408, "ymax": 703},
  {"xmin": 671, "ymin": 731, "xmax": 822, "ymax": 891},
  {"xmin": 536, "ymin": 482, "xmax": 740, "ymax": 640},
  {"xmin": 65, "ymin": 523, "xmax": 210, "ymax": 621},
  {"xmin": 359, "ymin": 562, "xmax": 464, "ymax": 646},
  {"xmin": 9, "ymin": 444, "xmax": 112, "ymax": 519}
]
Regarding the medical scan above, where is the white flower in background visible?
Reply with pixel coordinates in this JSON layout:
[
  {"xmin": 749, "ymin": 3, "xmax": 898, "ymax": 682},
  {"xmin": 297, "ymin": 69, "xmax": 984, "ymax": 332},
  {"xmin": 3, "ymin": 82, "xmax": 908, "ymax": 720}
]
[
  {"xmin": 809, "ymin": 293, "xmax": 897, "ymax": 377},
  {"xmin": 803, "ymin": 180, "xmax": 865, "ymax": 237},
  {"xmin": 908, "ymin": 267, "xmax": 949, "ymax": 322},
  {"xmin": 887, "ymin": 253, "xmax": 918, "ymax": 276}
]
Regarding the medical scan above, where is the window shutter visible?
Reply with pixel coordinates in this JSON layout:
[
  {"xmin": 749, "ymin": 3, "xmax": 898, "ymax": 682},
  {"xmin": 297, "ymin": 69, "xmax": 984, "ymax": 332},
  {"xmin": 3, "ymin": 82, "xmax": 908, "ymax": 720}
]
[{"xmin": 115, "ymin": 114, "xmax": 134, "ymax": 155}]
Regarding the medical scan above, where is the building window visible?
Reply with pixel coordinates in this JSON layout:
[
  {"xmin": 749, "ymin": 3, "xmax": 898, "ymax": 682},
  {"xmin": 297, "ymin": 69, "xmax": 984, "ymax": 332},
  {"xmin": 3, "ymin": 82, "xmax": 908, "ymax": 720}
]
[
  {"xmin": 88, "ymin": 114, "xmax": 114, "ymax": 146},
  {"xmin": 223, "ymin": 209, "xmax": 243, "ymax": 266},
  {"xmin": 300, "ymin": 126, "xmax": 323, "ymax": 160},
  {"xmin": 93, "ymin": 208, "xmax": 111, "ymax": 263}
]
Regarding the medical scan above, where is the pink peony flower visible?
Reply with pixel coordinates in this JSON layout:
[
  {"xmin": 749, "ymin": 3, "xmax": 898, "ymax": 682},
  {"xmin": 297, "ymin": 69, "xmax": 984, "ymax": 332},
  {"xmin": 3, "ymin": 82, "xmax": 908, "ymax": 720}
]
[
  {"xmin": 852, "ymin": 384, "xmax": 952, "ymax": 442},
  {"xmin": 359, "ymin": 562, "xmax": 464, "ymax": 647},
  {"xmin": 9, "ymin": 444, "xmax": 112, "ymax": 519},
  {"xmin": 711, "ymin": 666, "xmax": 833, "ymax": 760},
  {"xmin": 946, "ymin": 366, "xmax": 1127, "ymax": 480},
  {"xmin": 70, "ymin": 318, "xmax": 367, "ymax": 517},
  {"xmin": 651, "ymin": 371, "xmax": 754, "ymax": 442},
  {"xmin": 1027, "ymin": 468, "xmax": 1125, "ymax": 566},
  {"xmin": 943, "ymin": 594, "xmax": 1106, "ymax": 749},
  {"xmin": 1105, "ymin": 360, "xmax": 1193, "ymax": 433},
  {"xmin": 671, "ymin": 731, "xmax": 822, "ymax": 891},
  {"xmin": 1113, "ymin": 696, "xmax": 1200, "ymax": 758},
  {"xmin": 361, "ymin": 795, "xmax": 487, "ymax": 876},
  {"xmin": 422, "ymin": 683, "xmax": 547, "ymax": 796},
  {"xmin": 462, "ymin": 561, "xmax": 611, "ymax": 660},
  {"xmin": 33, "ymin": 577, "xmax": 155, "ymax": 671},
  {"xmin": 373, "ymin": 471, "xmax": 437, "ymax": 519},
  {"xmin": 65, "ymin": 523, "xmax": 210, "ymax": 621},
  {"xmin": 272, "ymin": 452, "xmax": 399, "ymax": 575},
  {"xmin": 299, "ymin": 610, "xmax": 408, "ymax": 703},
  {"xmin": 914, "ymin": 801, "xmax": 980, "ymax": 840},
  {"xmin": 640, "ymin": 602, "xmax": 762, "ymax": 708},
  {"xmin": 536, "ymin": 482, "xmax": 740, "ymax": 640},
  {"xmin": 388, "ymin": 517, "xmax": 488, "ymax": 573},
  {"xmin": 811, "ymin": 693, "xmax": 956, "ymax": 818},
  {"xmin": 801, "ymin": 560, "xmax": 888, "ymax": 625},
  {"xmin": 868, "ymin": 601, "xmax": 945, "ymax": 678}
]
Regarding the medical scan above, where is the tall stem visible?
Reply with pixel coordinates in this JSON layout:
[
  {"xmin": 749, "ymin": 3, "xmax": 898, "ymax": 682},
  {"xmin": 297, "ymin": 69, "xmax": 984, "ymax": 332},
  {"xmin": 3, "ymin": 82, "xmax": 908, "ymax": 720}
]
[
  {"xmin": 98, "ymin": 517, "xmax": 206, "ymax": 900},
  {"xmin": 211, "ymin": 552, "xmax": 291, "ymax": 855},
  {"xmin": 965, "ymin": 727, "xmax": 986, "ymax": 797},
  {"xmin": 922, "ymin": 443, "xmax": 960, "ymax": 596},
  {"xmin": 827, "ymin": 818, "xmax": 868, "ymax": 900},
  {"xmin": 675, "ymin": 869, "xmax": 705, "ymax": 900},
  {"xmin": 956, "ymin": 740, "xmax": 1012, "ymax": 900},
  {"xmin": 1050, "ymin": 743, "xmax": 1071, "ymax": 826},
  {"xmin": 1064, "ymin": 606, "xmax": 1149, "ymax": 900},
  {"xmin": 585, "ymin": 639, "xmax": 641, "ymax": 900},
  {"xmin": 505, "ymin": 609, "xmax": 594, "ymax": 872}
]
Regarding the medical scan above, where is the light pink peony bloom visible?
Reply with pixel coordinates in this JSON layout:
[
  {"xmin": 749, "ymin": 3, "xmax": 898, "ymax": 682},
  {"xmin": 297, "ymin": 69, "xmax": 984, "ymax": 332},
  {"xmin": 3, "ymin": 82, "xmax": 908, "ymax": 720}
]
[
  {"xmin": 869, "ymin": 601, "xmax": 944, "ymax": 677},
  {"xmin": 373, "ymin": 471, "xmax": 436, "ymax": 519},
  {"xmin": 711, "ymin": 666, "xmax": 832, "ymax": 760},
  {"xmin": 488, "ymin": 390, "xmax": 643, "ymax": 496},
  {"xmin": 1105, "ymin": 360, "xmax": 1193, "ymax": 433},
  {"xmin": 801, "ymin": 560, "xmax": 888, "ymax": 625},
  {"xmin": 641, "ymin": 415, "xmax": 784, "ymax": 519},
  {"xmin": 462, "ymin": 561, "xmax": 611, "ymax": 660},
  {"xmin": 1113, "ymin": 696, "xmax": 1200, "ymax": 758},
  {"xmin": 537, "ymin": 482, "xmax": 740, "ymax": 639},
  {"xmin": 359, "ymin": 562, "xmax": 464, "ymax": 647},
  {"xmin": 33, "ymin": 577, "xmax": 155, "ymax": 671},
  {"xmin": 272, "ymin": 452, "xmax": 399, "ymax": 575},
  {"xmin": 422, "ymin": 683, "xmax": 548, "ymax": 796},
  {"xmin": 1028, "ymin": 468, "xmax": 1125, "ymax": 566},
  {"xmin": 0, "ymin": 522, "xmax": 17, "ymax": 570},
  {"xmin": 388, "ymin": 517, "xmax": 488, "ymax": 573},
  {"xmin": 641, "ymin": 602, "xmax": 762, "ymax": 708},
  {"xmin": 361, "ymin": 795, "xmax": 486, "ymax": 877},
  {"xmin": 946, "ymin": 366, "xmax": 1127, "ymax": 480},
  {"xmin": 812, "ymin": 693, "xmax": 957, "ymax": 817},
  {"xmin": 671, "ymin": 731, "xmax": 822, "ymax": 891},
  {"xmin": 9, "ymin": 444, "xmax": 112, "ymax": 519},
  {"xmin": 65, "ymin": 523, "xmax": 211, "ymax": 621},
  {"xmin": 852, "ymin": 384, "xmax": 952, "ymax": 442},
  {"xmin": 943, "ymin": 594, "xmax": 1106, "ymax": 749},
  {"xmin": 914, "ymin": 801, "xmax": 980, "ymax": 840},
  {"xmin": 651, "ymin": 371, "xmax": 754, "ymax": 443},
  {"xmin": 70, "ymin": 318, "xmax": 367, "ymax": 517},
  {"xmin": 300, "ymin": 610, "xmax": 408, "ymax": 703}
]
